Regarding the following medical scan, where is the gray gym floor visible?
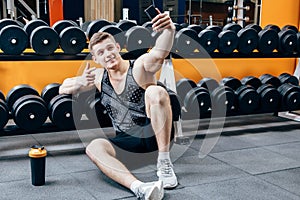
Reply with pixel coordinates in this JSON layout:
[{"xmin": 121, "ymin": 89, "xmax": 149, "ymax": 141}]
[{"xmin": 1, "ymin": 113, "xmax": 300, "ymax": 200}]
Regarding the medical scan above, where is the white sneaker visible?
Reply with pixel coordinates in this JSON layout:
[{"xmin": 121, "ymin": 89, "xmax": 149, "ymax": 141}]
[
  {"xmin": 157, "ymin": 159, "xmax": 178, "ymax": 189},
  {"xmin": 135, "ymin": 180, "xmax": 164, "ymax": 200}
]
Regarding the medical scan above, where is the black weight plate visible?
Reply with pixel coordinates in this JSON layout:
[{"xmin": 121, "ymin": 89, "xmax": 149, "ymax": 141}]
[
  {"xmin": 176, "ymin": 78, "xmax": 197, "ymax": 104},
  {"xmin": 278, "ymin": 73, "xmax": 299, "ymax": 86},
  {"xmin": 237, "ymin": 28, "xmax": 258, "ymax": 54},
  {"xmin": 6, "ymin": 84, "xmax": 39, "ymax": 110},
  {"xmin": 41, "ymin": 83, "xmax": 61, "ymax": 106},
  {"xmin": 0, "ymin": 100, "xmax": 9, "ymax": 129},
  {"xmin": 13, "ymin": 95, "xmax": 47, "ymax": 131},
  {"xmin": 218, "ymin": 30, "xmax": 238, "ymax": 54},
  {"xmin": 173, "ymin": 23, "xmax": 183, "ymax": 32},
  {"xmin": 23, "ymin": 19, "xmax": 48, "ymax": 37},
  {"xmin": 241, "ymin": 76, "xmax": 262, "ymax": 89},
  {"xmin": 187, "ymin": 24, "xmax": 204, "ymax": 34},
  {"xmin": 278, "ymin": 29, "xmax": 297, "ymax": 54},
  {"xmin": 0, "ymin": 25, "xmax": 28, "ymax": 55},
  {"xmin": 86, "ymin": 95, "xmax": 112, "ymax": 128},
  {"xmin": 99, "ymin": 25, "xmax": 126, "ymax": 49},
  {"xmin": 0, "ymin": 19, "xmax": 19, "ymax": 31},
  {"xmin": 220, "ymin": 77, "xmax": 242, "ymax": 91},
  {"xmin": 223, "ymin": 23, "xmax": 242, "ymax": 33},
  {"xmin": 30, "ymin": 26, "xmax": 59, "ymax": 55},
  {"xmin": 0, "ymin": 90, "xmax": 5, "ymax": 101},
  {"xmin": 297, "ymin": 32, "xmax": 300, "ymax": 52},
  {"xmin": 206, "ymin": 25, "xmax": 222, "ymax": 35},
  {"xmin": 174, "ymin": 28, "xmax": 200, "ymax": 54},
  {"xmin": 264, "ymin": 24, "xmax": 280, "ymax": 33},
  {"xmin": 48, "ymin": 94, "xmax": 72, "ymax": 112},
  {"xmin": 257, "ymin": 29, "xmax": 278, "ymax": 54},
  {"xmin": 52, "ymin": 20, "xmax": 77, "ymax": 34},
  {"xmin": 180, "ymin": 23, "xmax": 189, "ymax": 28},
  {"xmin": 60, "ymin": 26, "xmax": 86, "ymax": 54},
  {"xmin": 245, "ymin": 24, "xmax": 262, "ymax": 33},
  {"xmin": 259, "ymin": 74, "xmax": 281, "ymax": 88},
  {"xmin": 116, "ymin": 20, "xmax": 136, "ymax": 32},
  {"xmin": 87, "ymin": 19, "xmax": 112, "ymax": 40},
  {"xmin": 185, "ymin": 87, "xmax": 211, "ymax": 115},
  {"xmin": 257, "ymin": 84, "xmax": 280, "ymax": 112},
  {"xmin": 197, "ymin": 77, "xmax": 219, "ymax": 92},
  {"xmin": 125, "ymin": 26, "xmax": 151, "ymax": 53},
  {"xmin": 281, "ymin": 25, "xmax": 298, "ymax": 33},
  {"xmin": 50, "ymin": 98, "xmax": 78, "ymax": 130},
  {"xmin": 198, "ymin": 29, "xmax": 218, "ymax": 53},
  {"xmin": 212, "ymin": 86, "xmax": 236, "ymax": 112},
  {"xmin": 278, "ymin": 83, "xmax": 300, "ymax": 111},
  {"xmin": 236, "ymin": 85, "xmax": 259, "ymax": 113}
]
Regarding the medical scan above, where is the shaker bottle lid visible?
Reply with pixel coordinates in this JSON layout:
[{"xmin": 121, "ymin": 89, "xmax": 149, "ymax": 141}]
[{"xmin": 29, "ymin": 145, "xmax": 47, "ymax": 158}]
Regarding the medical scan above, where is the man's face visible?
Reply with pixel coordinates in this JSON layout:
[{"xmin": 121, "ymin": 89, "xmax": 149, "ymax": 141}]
[{"xmin": 92, "ymin": 38, "xmax": 121, "ymax": 70}]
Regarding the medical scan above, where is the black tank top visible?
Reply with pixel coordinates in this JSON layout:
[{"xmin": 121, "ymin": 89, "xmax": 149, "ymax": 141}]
[{"xmin": 100, "ymin": 61, "xmax": 149, "ymax": 133}]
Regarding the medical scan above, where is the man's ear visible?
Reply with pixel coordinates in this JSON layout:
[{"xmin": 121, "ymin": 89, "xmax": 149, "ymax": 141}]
[
  {"xmin": 116, "ymin": 43, "xmax": 121, "ymax": 51},
  {"xmin": 92, "ymin": 55, "xmax": 98, "ymax": 64}
]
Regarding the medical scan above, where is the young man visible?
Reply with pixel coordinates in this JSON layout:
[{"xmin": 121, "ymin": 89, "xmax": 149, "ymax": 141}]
[{"xmin": 59, "ymin": 11, "xmax": 177, "ymax": 200}]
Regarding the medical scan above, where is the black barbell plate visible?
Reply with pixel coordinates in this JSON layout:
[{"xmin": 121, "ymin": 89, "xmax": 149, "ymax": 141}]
[
  {"xmin": 116, "ymin": 20, "xmax": 136, "ymax": 32},
  {"xmin": 175, "ymin": 28, "xmax": 200, "ymax": 54},
  {"xmin": 0, "ymin": 18, "xmax": 19, "ymax": 30},
  {"xmin": 198, "ymin": 29, "xmax": 218, "ymax": 54},
  {"xmin": 223, "ymin": 23, "xmax": 242, "ymax": 33},
  {"xmin": 87, "ymin": 19, "xmax": 112, "ymax": 40},
  {"xmin": 173, "ymin": 23, "xmax": 183, "ymax": 32},
  {"xmin": 0, "ymin": 99, "xmax": 9, "ymax": 129},
  {"xmin": 197, "ymin": 77, "xmax": 219, "ymax": 92},
  {"xmin": 257, "ymin": 29, "xmax": 278, "ymax": 54},
  {"xmin": 60, "ymin": 26, "xmax": 87, "ymax": 55},
  {"xmin": 12, "ymin": 95, "xmax": 47, "ymax": 131},
  {"xmin": 125, "ymin": 26, "xmax": 152, "ymax": 55},
  {"xmin": 278, "ymin": 83, "xmax": 300, "ymax": 111},
  {"xmin": 30, "ymin": 26, "xmax": 60, "ymax": 55},
  {"xmin": 6, "ymin": 84, "xmax": 39, "ymax": 111},
  {"xmin": 206, "ymin": 25, "xmax": 222, "ymax": 35},
  {"xmin": 23, "ymin": 19, "xmax": 48, "ymax": 37},
  {"xmin": 257, "ymin": 84, "xmax": 280, "ymax": 112},
  {"xmin": 237, "ymin": 28, "xmax": 258, "ymax": 54},
  {"xmin": 184, "ymin": 87, "xmax": 211, "ymax": 116},
  {"xmin": 264, "ymin": 24, "xmax": 281, "ymax": 33},
  {"xmin": 281, "ymin": 25, "xmax": 298, "ymax": 33},
  {"xmin": 220, "ymin": 77, "xmax": 242, "ymax": 91},
  {"xmin": 245, "ymin": 24, "xmax": 262, "ymax": 33},
  {"xmin": 212, "ymin": 85, "xmax": 236, "ymax": 113},
  {"xmin": 259, "ymin": 74, "xmax": 281, "ymax": 88},
  {"xmin": 99, "ymin": 25, "xmax": 126, "ymax": 49},
  {"xmin": 235, "ymin": 85, "xmax": 260, "ymax": 114},
  {"xmin": 278, "ymin": 73, "xmax": 299, "ymax": 86},
  {"xmin": 52, "ymin": 20, "xmax": 77, "ymax": 35},
  {"xmin": 0, "ymin": 90, "xmax": 5, "ymax": 101},
  {"xmin": 176, "ymin": 78, "xmax": 197, "ymax": 105},
  {"xmin": 41, "ymin": 83, "xmax": 61, "ymax": 106},
  {"xmin": 297, "ymin": 32, "xmax": 300, "ymax": 53},
  {"xmin": 187, "ymin": 24, "xmax": 204, "ymax": 34},
  {"xmin": 241, "ymin": 76, "xmax": 262, "ymax": 89},
  {"xmin": 278, "ymin": 29, "xmax": 297, "ymax": 54},
  {"xmin": 0, "ymin": 25, "xmax": 28, "ymax": 55},
  {"xmin": 218, "ymin": 30, "xmax": 238, "ymax": 54}
]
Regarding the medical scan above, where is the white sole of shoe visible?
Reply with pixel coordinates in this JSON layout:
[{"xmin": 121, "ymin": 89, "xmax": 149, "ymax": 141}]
[{"xmin": 146, "ymin": 180, "xmax": 164, "ymax": 200}]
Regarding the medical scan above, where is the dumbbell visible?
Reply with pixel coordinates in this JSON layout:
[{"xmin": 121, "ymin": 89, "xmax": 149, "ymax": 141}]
[
  {"xmin": 241, "ymin": 75, "xmax": 281, "ymax": 113},
  {"xmin": 217, "ymin": 25, "xmax": 239, "ymax": 54},
  {"xmin": 0, "ymin": 18, "xmax": 28, "ymax": 55},
  {"xmin": 76, "ymin": 90, "xmax": 112, "ymax": 128},
  {"xmin": 85, "ymin": 19, "xmax": 112, "ymax": 40},
  {"xmin": 41, "ymin": 83, "xmax": 81, "ymax": 130},
  {"xmin": 197, "ymin": 26, "xmax": 219, "ymax": 54},
  {"xmin": 176, "ymin": 78, "xmax": 210, "ymax": 119},
  {"xmin": 264, "ymin": 24, "xmax": 297, "ymax": 54},
  {"xmin": 99, "ymin": 24, "xmax": 126, "ymax": 49},
  {"xmin": 52, "ymin": 20, "xmax": 86, "ymax": 55},
  {"xmin": 24, "ymin": 19, "xmax": 59, "ymax": 55},
  {"xmin": 0, "ymin": 90, "xmax": 9, "ymax": 129},
  {"xmin": 259, "ymin": 74, "xmax": 282, "ymax": 88},
  {"xmin": 6, "ymin": 84, "xmax": 48, "ymax": 131},
  {"xmin": 228, "ymin": 5, "xmax": 250, "ymax": 12},
  {"xmin": 224, "ymin": 23, "xmax": 258, "ymax": 54},
  {"xmin": 174, "ymin": 27, "xmax": 200, "ymax": 55},
  {"xmin": 220, "ymin": 77, "xmax": 259, "ymax": 114},
  {"xmin": 277, "ymin": 73, "xmax": 300, "ymax": 111}
]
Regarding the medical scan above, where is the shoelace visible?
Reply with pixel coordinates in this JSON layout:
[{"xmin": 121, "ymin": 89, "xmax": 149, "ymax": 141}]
[
  {"xmin": 136, "ymin": 188, "xmax": 145, "ymax": 200},
  {"xmin": 158, "ymin": 159, "xmax": 173, "ymax": 177}
]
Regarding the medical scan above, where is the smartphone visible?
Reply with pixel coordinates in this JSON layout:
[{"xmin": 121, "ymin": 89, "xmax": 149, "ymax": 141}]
[{"xmin": 144, "ymin": 5, "xmax": 159, "ymax": 20}]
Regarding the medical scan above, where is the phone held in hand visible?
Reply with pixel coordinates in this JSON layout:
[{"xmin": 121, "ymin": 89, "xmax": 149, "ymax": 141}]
[{"xmin": 144, "ymin": 5, "xmax": 159, "ymax": 20}]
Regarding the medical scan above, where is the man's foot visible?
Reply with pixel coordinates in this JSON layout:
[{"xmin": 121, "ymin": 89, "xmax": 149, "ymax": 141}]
[
  {"xmin": 135, "ymin": 180, "xmax": 164, "ymax": 200},
  {"xmin": 157, "ymin": 159, "xmax": 178, "ymax": 189}
]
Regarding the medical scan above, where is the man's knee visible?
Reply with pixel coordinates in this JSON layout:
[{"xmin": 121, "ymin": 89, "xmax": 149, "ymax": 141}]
[
  {"xmin": 86, "ymin": 138, "xmax": 115, "ymax": 158},
  {"xmin": 145, "ymin": 85, "xmax": 170, "ymax": 106}
]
